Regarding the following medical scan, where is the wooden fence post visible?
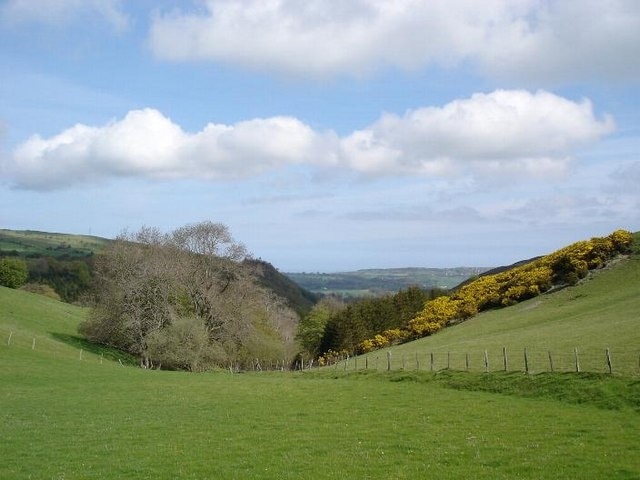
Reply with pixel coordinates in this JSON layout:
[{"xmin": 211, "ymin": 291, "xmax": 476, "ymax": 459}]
[
  {"xmin": 606, "ymin": 348, "xmax": 612, "ymax": 374},
  {"xmin": 365, "ymin": 357, "xmax": 368, "ymax": 370},
  {"xmin": 503, "ymin": 347, "xmax": 508, "ymax": 371},
  {"xmin": 32, "ymin": 337, "xmax": 36, "ymax": 350},
  {"xmin": 386, "ymin": 351, "xmax": 392, "ymax": 371},
  {"xmin": 430, "ymin": 352, "xmax": 434, "ymax": 372},
  {"xmin": 524, "ymin": 347, "xmax": 530, "ymax": 374},
  {"xmin": 574, "ymin": 348, "xmax": 580, "ymax": 373},
  {"xmin": 447, "ymin": 352, "xmax": 451, "ymax": 370},
  {"xmin": 79, "ymin": 349, "xmax": 83, "ymax": 361},
  {"xmin": 465, "ymin": 353, "xmax": 469, "ymax": 372},
  {"xmin": 483, "ymin": 350, "xmax": 489, "ymax": 373},
  {"xmin": 354, "ymin": 356, "xmax": 358, "ymax": 371},
  {"xmin": 416, "ymin": 353, "xmax": 420, "ymax": 371},
  {"xmin": 548, "ymin": 351, "xmax": 554, "ymax": 372}
]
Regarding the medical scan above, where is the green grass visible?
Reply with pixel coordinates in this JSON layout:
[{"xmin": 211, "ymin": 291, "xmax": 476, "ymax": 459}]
[
  {"xmin": 1, "ymin": 349, "xmax": 639, "ymax": 479},
  {"xmin": 0, "ymin": 286, "xmax": 134, "ymax": 364},
  {"xmin": 0, "ymin": 228, "xmax": 109, "ymax": 258}
]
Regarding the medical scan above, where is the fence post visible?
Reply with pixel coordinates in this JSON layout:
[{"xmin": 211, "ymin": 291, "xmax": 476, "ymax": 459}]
[
  {"xmin": 402, "ymin": 355, "xmax": 406, "ymax": 370},
  {"xmin": 574, "ymin": 348, "xmax": 580, "ymax": 373},
  {"xmin": 365, "ymin": 357, "xmax": 368, "ymax": 370},
  {"xmin": 483, "ymin": 350, "xmax": 489, "ymax": 373},
  {"xmin": 465, "ymin": 353, "xmax": 469, "ymax": 372},
  {"xmin": 548, "ymin": 351, "xmax": 554, "ymax": 372},
  {"xmin": 7, "ymin": 331, "xmax": 12, "ymax": 346},
  {"xmin": 354, "ymin": 356, "xmax": 358, "ymax": 371},
  {"xmin": 415, "ymin": 353, "xmax": 420, "ymax": 371},
  {"xmin": 430, "ymin": 352, "xmax": 434, "ymax": 372},
  {"xmin": 386, "ymin": 351, "xmax": 392, "ymax": 371},
  {"xmin": 605, "ymin": 348, "xmax": 612, "ymax": 374},
  {"xmin": 503, "ymin": 347, "xmax": 508, "ymax": 371},
  {"xmin": 524, "ymin": 347, "xmax": 530, "ymax": 374},
  {"xmin": 100, "ymin": 353, "xmax": 103, "ymax": 365},
  {"xmin": 79, "ymin": 349, "xmax": 83, "ymax": 361},
  {"xmin": 32, "ymin": 337, "xmax": 36, "ymax": 350},
  {"xmin": 447, "ymin": 352, "xmax": 451, "ymax": 370}
]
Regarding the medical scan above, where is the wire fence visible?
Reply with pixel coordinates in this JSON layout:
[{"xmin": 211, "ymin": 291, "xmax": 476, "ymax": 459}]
[
  {"xmin": 326, "ymin": 347, "xmax": 640, "ymax": 377},
  {"xmin": 3, "ymin": 327, "xmax": 639, "ymax": 377},
  {"xmin": 1, "ymin": 327, "xmax": 133, "ymax": 366}
]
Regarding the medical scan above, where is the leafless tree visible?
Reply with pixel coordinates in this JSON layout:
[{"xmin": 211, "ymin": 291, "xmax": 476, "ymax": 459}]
[{"xmin": 80, "ymin": 222, "xmax": 298, "ymax": 370}]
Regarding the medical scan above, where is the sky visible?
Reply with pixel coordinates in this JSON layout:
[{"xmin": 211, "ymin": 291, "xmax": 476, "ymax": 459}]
[{"xmin": 0, "ymin": 0, "xmax": 638, "ymax": 272}]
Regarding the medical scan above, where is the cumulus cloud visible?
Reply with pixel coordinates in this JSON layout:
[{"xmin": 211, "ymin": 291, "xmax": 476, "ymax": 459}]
[
  {"xmin": 4, "ymin": 90, "xmax": 614, "ymax": 190},
  {"xmin": 7, "ymin": 109, "xmax": 323, "ymax": 190},
  {"xmin": 339, "ymin": 90, "xmax": 614, "ymax": 176},
  {"xmin": 1, "ymin": 0, "xmax": 128, "ymax": 31},
  {"xmin": 148, "ymin": 0, "xmax": 640, "ymax": 81}
]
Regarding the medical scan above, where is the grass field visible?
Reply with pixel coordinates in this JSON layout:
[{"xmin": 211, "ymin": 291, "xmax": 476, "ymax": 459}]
[
  {"xmin": 2, "ymin": 347, "xmax": 639, "ymax": 479},
  {"xmin": 1, "ymin": 238, "xmax": 639, "ymax": 478},
  {"xmin": 0, "ymin": 228, "xmax": 109, "ymax": 258}
]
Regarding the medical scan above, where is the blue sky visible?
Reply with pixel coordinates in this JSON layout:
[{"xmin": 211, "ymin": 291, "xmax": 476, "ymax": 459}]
[{"xmin": 1, "ymin": 0, "xmax": 638, "ymax": 272}]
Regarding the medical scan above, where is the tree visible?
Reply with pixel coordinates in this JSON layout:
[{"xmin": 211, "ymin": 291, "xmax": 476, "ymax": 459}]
[
  {"xmin": 79, "ymin": 222, "xmax": 299, "ymax": 370},
  {"xmin": 296, "ymin": 297, "xmax": 345, "ymax": 357},
  {"xmin": 0, "ymin": 257, "xmax": 28, "ymax": 289}
]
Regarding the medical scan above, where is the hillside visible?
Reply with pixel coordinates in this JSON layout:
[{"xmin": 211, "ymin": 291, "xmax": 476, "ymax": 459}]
[
  {"xmin": 286, "ymin": 266, "xmax": 488, "ymax": 297},
  {"xmin": 247, "ymin": 259, "xmax": 319, "ymax": 316},
  {"xmin": 0, "ymin": 229, "xmax": 109, "ymax": 258},
  {"xmin": 0, "ymin": 229, "xmax": 317, "ymax": 314},
  {"xmin": 347, "ymin": 231, "xmax": 640, "ymax": 376}
]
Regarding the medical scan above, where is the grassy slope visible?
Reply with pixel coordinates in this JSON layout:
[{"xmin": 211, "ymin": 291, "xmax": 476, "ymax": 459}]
[
  {"xmin": 356, "ymin": 245, "xmax": 640, "ymax": 376},
  {"xmin": 0, "ymin": 228, "xmax": 109, "ymax": 257}
]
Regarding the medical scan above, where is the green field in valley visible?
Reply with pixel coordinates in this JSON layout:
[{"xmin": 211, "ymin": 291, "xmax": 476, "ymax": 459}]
[{"xmin": 1, "ymin": 235, "xmax": 639, "ymax": 479}]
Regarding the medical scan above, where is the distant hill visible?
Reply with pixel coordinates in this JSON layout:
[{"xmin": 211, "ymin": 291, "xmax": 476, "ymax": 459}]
[
  {"xmin": 286, "ymin": 267, "xmax": 489, "ymax": 298},
  {"xmin": 0, "ymin": 229, "xmax": 109, "ymax": 259}
]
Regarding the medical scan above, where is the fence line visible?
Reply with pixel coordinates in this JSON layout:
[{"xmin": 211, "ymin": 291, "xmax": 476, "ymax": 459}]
[
  {"xmin": 4, "ymin": 326, "xmax": 639, "ymax": 376},
  {"xmin": 327, "ymin": 346, "xmax": 640, "ymax": 377}
]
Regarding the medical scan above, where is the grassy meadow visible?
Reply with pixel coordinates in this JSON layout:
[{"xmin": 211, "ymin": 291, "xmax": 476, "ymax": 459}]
[
  {"xmin": 0, "ymin": 229, "xmax": 108, "ymax": 258},
  {"xmin": 1, "ymin": 240, "xmax": 639, "ymax": 479}
]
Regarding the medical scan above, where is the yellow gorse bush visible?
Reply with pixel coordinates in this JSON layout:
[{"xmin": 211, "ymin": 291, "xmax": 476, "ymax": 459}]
[{"xmin": 358, "ymin": 229, "xmax": 633, "ymax": 354}]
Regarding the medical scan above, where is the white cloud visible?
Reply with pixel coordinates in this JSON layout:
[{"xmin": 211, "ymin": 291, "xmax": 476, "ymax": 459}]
[
  {"xmin": 339, "ymin": 90, "xmax": 614, "ymax": 176},
  {"xmin": 1, "ymin": 0, "xmax": 129, "ymax": 31},
  {"xmin": 7, "ymin": 109, "xmax": 322, "ymax": 190},
  {"xmin": 148, "ymin": 0, "xmax": 640, "ymax": 82},
  {"xmin": 5, "ymin": 90, "xmax": 614, "ymax": 190}
]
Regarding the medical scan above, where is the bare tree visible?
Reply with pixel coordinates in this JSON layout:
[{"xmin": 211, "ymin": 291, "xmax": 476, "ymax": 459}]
[{"xmin": 80, "ymin": 222, "xmax": 298, "ymax": 370}]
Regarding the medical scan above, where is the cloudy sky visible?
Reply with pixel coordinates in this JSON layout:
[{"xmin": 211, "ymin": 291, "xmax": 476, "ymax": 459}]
[{"xmin": 1, "ymin": 0, "xmax": 638, "ymax": 272}]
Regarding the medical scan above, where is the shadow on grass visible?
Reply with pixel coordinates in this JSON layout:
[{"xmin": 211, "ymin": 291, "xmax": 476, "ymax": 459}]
[{"xmin": 49, "ymin": 332, "xmax": 137, "ymax": 365}]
